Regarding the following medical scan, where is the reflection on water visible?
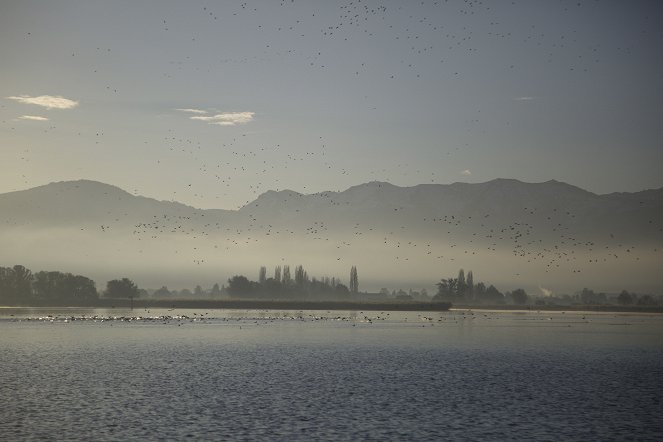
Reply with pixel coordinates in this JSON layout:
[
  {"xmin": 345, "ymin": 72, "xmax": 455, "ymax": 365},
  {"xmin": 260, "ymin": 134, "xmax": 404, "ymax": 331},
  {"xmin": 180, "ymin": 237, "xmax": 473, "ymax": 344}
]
[{"xmin": 1, "ymin": 308, "xmax": 662, "ymax": 440}]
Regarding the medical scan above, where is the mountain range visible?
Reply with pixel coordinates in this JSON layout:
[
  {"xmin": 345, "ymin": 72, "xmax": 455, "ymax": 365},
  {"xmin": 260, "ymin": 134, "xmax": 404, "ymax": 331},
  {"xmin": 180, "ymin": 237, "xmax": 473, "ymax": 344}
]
[{"xmin": 1, "ymin": 179, "xmax": 661, "ymax": 293}]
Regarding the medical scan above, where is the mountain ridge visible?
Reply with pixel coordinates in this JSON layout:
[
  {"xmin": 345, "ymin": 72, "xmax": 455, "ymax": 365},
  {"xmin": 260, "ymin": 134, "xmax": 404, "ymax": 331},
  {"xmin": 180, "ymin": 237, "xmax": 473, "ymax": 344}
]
[
  {"xmin": 1, "ymin": 177, "xmax": 661, "ymax": 293},
  {"xmin": 4, "ymin": 177, "xmax": 662, "ymax": 213},
  {"xmin": 2, "ymin": 179, "xmax": 661, "ymax": 231}
]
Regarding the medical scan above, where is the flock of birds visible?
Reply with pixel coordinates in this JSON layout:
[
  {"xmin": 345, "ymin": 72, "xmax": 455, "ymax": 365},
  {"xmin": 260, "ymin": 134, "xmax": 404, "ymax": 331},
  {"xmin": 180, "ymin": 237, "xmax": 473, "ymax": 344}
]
[
  {"xmin": 1, "ymin": 170, "xmax": 660, "ymax": 293},
  {"xmin": 3, "ymin": 0, "xmax": 638, "ymax": 196},
  {"xmin": 8, "ymin": 309, "xmax": 616, "ymax": 327},
  {"xmin": 141, "ymin": 0, "xmax": 619, "ymax": 206},
  {"xmin": 119, "ymin": 180, "xmax": 661, "ymax": 281},
  {"xmin": 2, "ymin": 1, "xmax": 660, "ymax": 291}
]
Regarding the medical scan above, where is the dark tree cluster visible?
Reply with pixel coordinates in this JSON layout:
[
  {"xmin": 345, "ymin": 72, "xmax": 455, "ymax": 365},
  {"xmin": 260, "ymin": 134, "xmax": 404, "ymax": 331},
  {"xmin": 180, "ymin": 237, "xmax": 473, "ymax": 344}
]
[
  {"xmin": 614, "ymin": 290, "xmax": 657, "ymax": 306},
  {"xmin": 433, "ymin": 269, "xmax": 526, "ymax": 305},
  {"xmin": 433, "ymin": 271, "xmax": 660, "ymax": 307},
  {"xmin": 538, "ymin": 288, "xmax": 659, "ymax": 307},
  {"xmin": 506, "ymin": 288, "xmax": 529, "ymax": 305},
  {"xmin": 104, "ymin": 278, "xmax": 139, "ymax": 299},
  {"xmin": 575, "ymin": 287, "xmax": 657, "ymax": 306},
  {"xmin": 0, "ymin": 264, "xmax": 141, "ymax": 306},
  {"xmin": 579, "ymin": 287, "xmax": 607, "ymax": 305},
  {"xmin": 227, "ymin": 265, "xmax": 356, "ymax": 300},
  {"xmin": 0, "ymin": 264, "xmax": 97, "ymax": 305},
  {"xmin": 151, "ymin": 283, "xmax": 221, "ymax": 298}
]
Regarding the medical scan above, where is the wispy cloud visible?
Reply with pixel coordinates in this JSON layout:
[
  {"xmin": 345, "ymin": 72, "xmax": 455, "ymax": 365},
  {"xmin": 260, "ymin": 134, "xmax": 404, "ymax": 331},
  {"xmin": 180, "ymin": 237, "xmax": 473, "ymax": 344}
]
[
  {"xmin": 19, "ymin": 115, "xmax": 49, "ymax": 121},
  {"xmin": 460, "ymin": 169, "xmax": 471, "ymax": 176},
  {"xmin": 514, "ymin": 96, "xmax": 535, "ymax": 101},
  {"xmin": 175, "ymin": 108, "xmax": 208, "ymax": 114},
  {"xmin": 7, "ymin": 95, "xmax": 79, "ymax": 109},
  {"xmin": 190, "ymin": 111, "xmax": 255, "ymax": 126}
]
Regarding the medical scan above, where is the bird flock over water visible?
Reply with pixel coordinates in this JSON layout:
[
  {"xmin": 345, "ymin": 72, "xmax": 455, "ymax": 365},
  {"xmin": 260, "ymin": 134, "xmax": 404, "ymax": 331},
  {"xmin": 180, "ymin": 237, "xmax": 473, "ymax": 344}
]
[
  {"xmin": 1, "ymin": 1, "xmax": 661, "ymax": 292},
  {"xmin": 7, "ymin": 309, "xmax": 626, "ymax": 327}
]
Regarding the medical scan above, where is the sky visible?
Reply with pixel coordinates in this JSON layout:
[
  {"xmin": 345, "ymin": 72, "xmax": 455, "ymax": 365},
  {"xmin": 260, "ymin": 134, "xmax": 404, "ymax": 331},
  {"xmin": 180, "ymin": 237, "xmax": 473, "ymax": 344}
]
[{"xmin": 1, "ymin": 0, "xmax": 662, "ymax": 210}]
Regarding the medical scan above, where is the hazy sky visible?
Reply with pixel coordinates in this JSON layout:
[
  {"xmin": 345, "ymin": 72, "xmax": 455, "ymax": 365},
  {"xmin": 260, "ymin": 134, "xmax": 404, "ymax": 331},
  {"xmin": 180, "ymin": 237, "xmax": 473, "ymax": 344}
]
[{"xmin": 1, "ymin": 0, "xmax": 662, "ymax": 209}]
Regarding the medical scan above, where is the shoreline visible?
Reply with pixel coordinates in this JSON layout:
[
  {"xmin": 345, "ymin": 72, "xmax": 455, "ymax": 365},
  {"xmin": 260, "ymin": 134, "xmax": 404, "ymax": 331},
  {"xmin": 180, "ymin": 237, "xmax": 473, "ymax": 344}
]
[
  {"xmin": 2, "ymin": 299, "xmax": 663, "ymax": 313},
  {"xmin": 449, "ymin": 304, "xmax": 663, "ymax": 314},
  {"xmin": 0, "ymin": 299, "xmax": 452, "ymax": 312}
]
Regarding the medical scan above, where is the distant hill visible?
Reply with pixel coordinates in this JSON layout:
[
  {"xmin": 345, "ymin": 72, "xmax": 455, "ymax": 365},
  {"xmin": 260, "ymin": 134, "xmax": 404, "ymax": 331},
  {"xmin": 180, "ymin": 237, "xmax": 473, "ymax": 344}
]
[
  {"xmin": 1, "ymin": 179, "xmax": 662, "ymax": 293},
  {"xmin": 0, "ymin": 179, "xmax": 234, "ymax": 228},
  {"xmin": 239, "ymin": 179, "xmax": 662, "ymax": 242}
]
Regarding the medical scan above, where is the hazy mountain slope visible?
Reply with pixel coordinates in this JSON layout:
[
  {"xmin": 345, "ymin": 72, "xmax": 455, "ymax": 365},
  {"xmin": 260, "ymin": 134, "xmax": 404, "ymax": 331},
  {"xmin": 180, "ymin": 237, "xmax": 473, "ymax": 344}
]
[
  {"xmin": 0, "ymin": 179, "xmax": 237, "ymax": 229},
  {"xmin": 240, "ymin": 179, "xmax": 662, "ymax": 244},
  {"xmin": 3, "ymin": 178, "xmax": 659, "ymax": 235},
  {"xmin": 1, "ymin": 179, "xmax": 661, "ymax": 293}
]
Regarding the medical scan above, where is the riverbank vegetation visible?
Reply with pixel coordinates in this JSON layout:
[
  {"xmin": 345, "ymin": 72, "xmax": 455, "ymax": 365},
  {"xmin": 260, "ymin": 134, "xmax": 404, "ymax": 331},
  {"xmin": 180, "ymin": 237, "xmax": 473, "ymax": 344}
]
[{"xmin": 0, "ymin": 264, "xmax": 660, "ymax": 310}]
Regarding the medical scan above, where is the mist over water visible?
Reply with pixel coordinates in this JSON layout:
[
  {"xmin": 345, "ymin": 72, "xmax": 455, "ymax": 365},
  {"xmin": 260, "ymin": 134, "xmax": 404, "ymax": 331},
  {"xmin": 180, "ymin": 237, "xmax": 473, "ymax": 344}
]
[{"xmin": 1, "ymin": 179, "xmax": 661, "ymax": 294}]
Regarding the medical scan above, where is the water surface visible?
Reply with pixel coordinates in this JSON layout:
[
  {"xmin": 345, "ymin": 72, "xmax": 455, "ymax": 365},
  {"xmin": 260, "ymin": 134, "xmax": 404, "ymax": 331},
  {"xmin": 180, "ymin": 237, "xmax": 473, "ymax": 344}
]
[{"xmin": 1, "ymin": 308, "xmax": 662, "ymax": 441}]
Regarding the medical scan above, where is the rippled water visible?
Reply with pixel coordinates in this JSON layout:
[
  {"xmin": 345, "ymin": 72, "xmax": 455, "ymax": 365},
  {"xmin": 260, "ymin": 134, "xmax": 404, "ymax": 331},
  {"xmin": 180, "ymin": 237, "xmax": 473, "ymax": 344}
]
[{"xmin": 1, "ymin": 308, "xmax": 662, "ymax": 441}]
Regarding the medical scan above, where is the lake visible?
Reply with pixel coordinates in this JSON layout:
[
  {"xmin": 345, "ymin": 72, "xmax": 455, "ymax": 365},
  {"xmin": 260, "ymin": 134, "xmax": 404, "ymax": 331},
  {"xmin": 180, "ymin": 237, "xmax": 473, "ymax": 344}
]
[{"xmin": 1, "ymin": 308, "xmax": 662, "ymax": 441}]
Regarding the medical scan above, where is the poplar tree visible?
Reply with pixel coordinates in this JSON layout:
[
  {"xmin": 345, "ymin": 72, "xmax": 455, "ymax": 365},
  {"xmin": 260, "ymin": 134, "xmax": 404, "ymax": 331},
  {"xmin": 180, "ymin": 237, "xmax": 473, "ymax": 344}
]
[
  {"xmin": 466, "ymin": 270, "xmax": 474, "ymax": 302},
  {"xmin": 457, "ymin": 269, "xmax": 466, "ymax": 299},
  {"xmin": 282, "ymin": 265, "xmax": 291, "ymax": 286},
  {"xmin": 295, "ymin": 265, "xmax": 306, "ymax": 286},
  {"xmin": 350, "ymin": 266, "xmax": 359, "ymax": 293}
]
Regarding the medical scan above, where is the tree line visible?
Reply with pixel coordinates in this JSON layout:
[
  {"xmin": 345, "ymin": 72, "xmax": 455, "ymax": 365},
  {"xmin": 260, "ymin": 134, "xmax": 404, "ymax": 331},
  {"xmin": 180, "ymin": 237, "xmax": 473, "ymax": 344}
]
[
  {"xmin": 581, "ymin": 288, "xmax": 657, "ymax": 306},
  {"xmin": 152, "ymin": 283, "xmax": 223, "ymax": 299},
  {"xmin": 2, "ymin": 263, "xmax": 658, "ymax": 307},
  {"xmin": 227, "ymin": 264, "xmax": 358, "ymax": 300},
  {"xmin": 434, "ymin": 269, "xmax": 660, "ymax": 306},
  {"xmin": 433, "ymin": 269, "xmax": 528, "ymax": 305},
  {"xmin": 0, "ymin": 265, "xmax": 139, "ymax": 305}
]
